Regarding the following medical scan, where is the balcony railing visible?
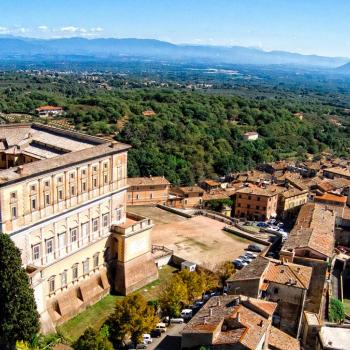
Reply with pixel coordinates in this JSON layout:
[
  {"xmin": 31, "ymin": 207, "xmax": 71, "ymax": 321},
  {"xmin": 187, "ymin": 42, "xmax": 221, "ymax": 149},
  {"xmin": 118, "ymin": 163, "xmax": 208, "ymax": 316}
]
[{"xmin": 111, "ymin": 212, "xmax": 153, "ymax": 236}]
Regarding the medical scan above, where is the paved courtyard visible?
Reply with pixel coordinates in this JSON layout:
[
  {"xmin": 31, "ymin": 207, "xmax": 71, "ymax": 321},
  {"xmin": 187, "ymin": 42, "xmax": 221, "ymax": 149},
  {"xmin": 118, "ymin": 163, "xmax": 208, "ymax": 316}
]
[{"xmin": 128, "ymin": 206, "xmax": 257, "ymax": 270}]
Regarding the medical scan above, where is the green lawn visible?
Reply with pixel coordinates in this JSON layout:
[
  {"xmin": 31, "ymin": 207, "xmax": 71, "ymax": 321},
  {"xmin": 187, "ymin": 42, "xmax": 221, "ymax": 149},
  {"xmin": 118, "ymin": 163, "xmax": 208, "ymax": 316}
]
[
  {"xmin": 343, "ymin": 299, "xmax": 350, "ymax": 315},
  {"xmin": 58, "ymin": 265, "xmax": 178, "ymax": 342}
]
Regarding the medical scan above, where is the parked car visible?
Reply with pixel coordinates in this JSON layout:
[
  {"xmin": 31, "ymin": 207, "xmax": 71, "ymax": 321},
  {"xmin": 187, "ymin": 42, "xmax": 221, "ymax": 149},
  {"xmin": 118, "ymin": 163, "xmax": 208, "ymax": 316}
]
[
  {"xmin": 233, "ymin": 259, "xmax": 247, "ymax": 269},
  {"xmin": 170, "ymin": 318, "xmax": 184, "ymax": 324},
  {"xmin": 245, "ymin": 251, "xmax": 257, "ymax": 258},
  {"xmin": 247, "ymin": 244, "xmax": 262, "ymax": 252},
  {"xmin": 156, "ymin": 322, "xmax": 167, "ymax": 333},
  {"xmin": 143, "ymin": 334, "xmax": 152, "ymax": 344},
  {"xmin": 151, "ymin": 329, "xmax": 162, "ymax": 338},
  {"xmin": 233, "ymin": 261, "xmax": 245, "ymax": 269},
  {"xmin": 194, "ymin": 300, "xmax": 204, "ymax": 308},
  {"xmin": 180, "ymin": 309, "xmax": 193, "ymax": 319},
  {"xmin": 257, "ymin": 222, "xmax": 268, "ymax": 228},
  {"xmin": 239, "ymin": 255, "xmax": 252, "ymax": 263},
  {"xmin": 233, "ymin": 258, "xmax": 248, "ymax": 265},
  {"xmin": 136, "ymin": 344, "xmax": 147, "ymax": 349}
]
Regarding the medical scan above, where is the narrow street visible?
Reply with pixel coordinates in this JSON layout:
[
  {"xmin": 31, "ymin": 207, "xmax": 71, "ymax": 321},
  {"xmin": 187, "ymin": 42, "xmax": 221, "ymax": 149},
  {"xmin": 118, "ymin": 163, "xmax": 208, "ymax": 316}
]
[{"xmin": 147, "ymin": 323, "xmax": 185, "ymax": 350}]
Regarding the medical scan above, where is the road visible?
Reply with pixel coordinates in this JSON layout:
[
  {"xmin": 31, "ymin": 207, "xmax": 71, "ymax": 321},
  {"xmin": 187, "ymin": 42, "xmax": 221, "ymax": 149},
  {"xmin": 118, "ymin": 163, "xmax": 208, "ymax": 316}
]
[{"xmin": 147, "ymin": 323, "xmax": 185, "ymax": 350}]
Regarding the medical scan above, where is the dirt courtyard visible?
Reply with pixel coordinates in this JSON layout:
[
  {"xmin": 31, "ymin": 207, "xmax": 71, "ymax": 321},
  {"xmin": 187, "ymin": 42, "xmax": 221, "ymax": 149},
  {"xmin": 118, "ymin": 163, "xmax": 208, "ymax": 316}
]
[{"xmin": 128, "ymin": 206, "xmax": 257, "ymax": 270}]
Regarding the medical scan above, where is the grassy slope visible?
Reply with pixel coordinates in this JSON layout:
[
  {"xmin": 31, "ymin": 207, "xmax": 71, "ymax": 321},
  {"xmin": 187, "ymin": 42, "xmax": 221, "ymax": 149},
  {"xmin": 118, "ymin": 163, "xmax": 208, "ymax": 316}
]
[{"xmin": 58, "ymin": 265, "xmax": 177, "ymax": 342}]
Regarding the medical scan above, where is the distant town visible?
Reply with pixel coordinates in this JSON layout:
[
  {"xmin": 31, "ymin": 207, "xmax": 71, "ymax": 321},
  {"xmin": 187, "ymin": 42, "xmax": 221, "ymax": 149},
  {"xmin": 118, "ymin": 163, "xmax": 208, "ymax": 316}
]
[{"xmin": 0, "ymin": 118, "xmax": 349, "ymax": 350}]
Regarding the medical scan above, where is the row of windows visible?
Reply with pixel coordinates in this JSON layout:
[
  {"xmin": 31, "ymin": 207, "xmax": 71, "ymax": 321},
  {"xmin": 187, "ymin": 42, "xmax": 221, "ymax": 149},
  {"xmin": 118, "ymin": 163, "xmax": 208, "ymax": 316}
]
[
  {"xmin": 48, "ymin": 253, "xmax": 100, "ymax": 293},
  {"xmin": 9, "ymin": 162, "xmax": 124, "ymax": 219},
  {"xmin": 236, "ymin": 203, "xmax": 267, "ymax": 210},
  {"xmin": 32, "ymin": 213, "xmax": 112, "ymax": 261},
  {"xmin": 237, "ymin": 194, "xmax": 273, "ymax": 202}
]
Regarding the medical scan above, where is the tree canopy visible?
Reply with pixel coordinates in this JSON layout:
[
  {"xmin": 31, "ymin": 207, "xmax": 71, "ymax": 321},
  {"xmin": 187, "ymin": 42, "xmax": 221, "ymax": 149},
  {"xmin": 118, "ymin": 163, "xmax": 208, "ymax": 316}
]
[
  {"xmin": 0, "ymin": 233, "xmax": 39, "ymax": 350},
  {"xmin": 107, "ymin": 294, "xmax": 159, "ymax": 347}
]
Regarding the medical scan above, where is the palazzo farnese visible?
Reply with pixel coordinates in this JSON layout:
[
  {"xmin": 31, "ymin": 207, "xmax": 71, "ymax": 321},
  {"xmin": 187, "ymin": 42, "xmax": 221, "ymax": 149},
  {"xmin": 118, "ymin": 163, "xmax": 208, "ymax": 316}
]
[{"xmin": 0, "ymin": 123, "xmax": 158, "ymax": 332}]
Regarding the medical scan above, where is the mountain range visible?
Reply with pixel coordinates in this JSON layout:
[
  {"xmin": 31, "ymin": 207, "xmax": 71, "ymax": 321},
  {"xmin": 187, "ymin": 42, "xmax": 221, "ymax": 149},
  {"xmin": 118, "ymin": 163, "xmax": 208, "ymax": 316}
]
[{"xmin": 0, "ymin": 36, "xmax": 349, "ymax": 68}]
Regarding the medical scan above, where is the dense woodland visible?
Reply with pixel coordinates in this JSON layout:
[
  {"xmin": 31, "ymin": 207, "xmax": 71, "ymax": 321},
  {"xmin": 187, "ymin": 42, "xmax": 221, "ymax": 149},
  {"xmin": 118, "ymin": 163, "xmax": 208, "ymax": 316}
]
[{"xmin": 1, "ymin": 70, "xmax": 350, "ymax": 185}]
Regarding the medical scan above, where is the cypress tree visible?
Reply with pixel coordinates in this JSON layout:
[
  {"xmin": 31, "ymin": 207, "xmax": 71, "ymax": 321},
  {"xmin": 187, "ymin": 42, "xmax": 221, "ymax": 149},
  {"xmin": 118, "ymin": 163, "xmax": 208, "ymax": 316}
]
[{"xmin": 0, "ymin": 233, "xmax": 40, "ymax": 350}]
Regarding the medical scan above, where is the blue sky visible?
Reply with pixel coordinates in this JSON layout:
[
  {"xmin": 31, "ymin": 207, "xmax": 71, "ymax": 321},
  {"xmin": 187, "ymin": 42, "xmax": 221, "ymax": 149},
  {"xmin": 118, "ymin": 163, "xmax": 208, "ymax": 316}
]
[{"xmin": 1, "ymin": 0, "xmax": 350, "ymax": 57}]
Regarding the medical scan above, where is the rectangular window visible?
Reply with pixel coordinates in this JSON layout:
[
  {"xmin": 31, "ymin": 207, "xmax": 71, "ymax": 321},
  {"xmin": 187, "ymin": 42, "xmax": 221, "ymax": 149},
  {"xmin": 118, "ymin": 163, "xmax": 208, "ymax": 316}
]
[
  {"xmin": 93, "ymin": 253, "xmax": 99, "ymax": 268},
  {"xmin": 31, "ymin": 196, "xmax": 37, "ymax": 211},
  {"xmin": 150, "ymin": 193, "xmax": 153, "ymax": 199},
  {"xmin": 32, "ymin": 244, "xmax": 40, "ymax": 261},
  {"xmin": 82, "ymin": 180, "xmax": 87, "ymax": 192},
  {"xmin": 92, "ymin": 176, "xmax": 98, "ymax": 189},
  {"xmin": 70, "ymin": 172, "xmax": 75, "ymax": 179},
  {"xmin": 104, "ymin": 174, "xmax": 108, "ymax": 185},
  {"xmin": 82, "ymin": 169, "xmax": 87, "ymax": 176},
  {"xmin": 92, "ymin": 218, "xmax": 99, "ymax": 232},
  {"xmin": 57, "ymin": 176, "xmax": 63, "ymax": 183},
  {"xmin": 44, "ymin": 181, "xmax": 50, "ymax": 188},
  {"xmin": 49, "ymin": 277, "xmax": 55, "ymax": 293},
  {"xmin": 58, "ymin": 188, "xmax": 63, "ymax": 201},
  {"xmin": 10, "ymin": 191, "xmax": 17, "ymax": 200},
  {"xmin": 116, "ymin": 208, "xmax": 122, "ymax": 222},
  {"xmin": 11, "ymin": 205, "xmax": 17, "ymax": 219},
  {"xmin": 72, "ymin": 264, "xmax": 78, "ymax": 280},
  {"xmin": 102, "ymin": 213, "xmax": 109, "ymax": 228},
  {"xmin": 70, "ymin": 228, "xmax": 78, "ymax": 243},
  {"xmin": 61, "ymin": 271, "xmax": 67, "ymax": 287},
  {"xmin": 83, "ymin": 259, "xmax": 89, "ymax": 275},
  {"xmin": 45, "ymin": 193, "xmax": 50, "ymax": 206},
  {"xmin": 71, "ymin": 185, "xmax": 76, "ymax": 196},
  {"xmin": 46, "ymin": 238, "xmax": 53, "ymax": 254}
]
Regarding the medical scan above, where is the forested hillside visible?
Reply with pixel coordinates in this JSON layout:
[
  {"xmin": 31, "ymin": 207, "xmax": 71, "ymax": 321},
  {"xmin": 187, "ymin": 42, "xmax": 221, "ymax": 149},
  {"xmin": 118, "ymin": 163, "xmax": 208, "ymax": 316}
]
[{"xmin": 0, "ymin": 72, "xmax": 349, "ymax": 185}]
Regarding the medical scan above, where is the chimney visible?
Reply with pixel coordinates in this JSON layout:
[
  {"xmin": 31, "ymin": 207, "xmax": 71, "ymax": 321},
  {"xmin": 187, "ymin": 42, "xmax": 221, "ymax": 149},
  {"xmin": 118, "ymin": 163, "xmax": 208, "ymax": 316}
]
[
  {"xmin": 218, "ymin": 299, "xmax": 221, "ymax": 307},
  {"xmin": 204, "ymin": 317, "xmax": 208, "ymax": 324},
  {"xmin": 209, "ymin": 307, "xmax": 213, "ymax": 317},
  {"xmin": 110, "ymin": 141, "xmax": 119, "ymax": 149},
  {"xmin": 259, "ymin": 320, "xmax": 263, "ymax": 327},
  {"xmin": 236, "ymin": 312, "xmax": 240, "ymax": 323},
  {"xmin": 17, "ymin": 166, "xmax": 24, "ymax": 175}
]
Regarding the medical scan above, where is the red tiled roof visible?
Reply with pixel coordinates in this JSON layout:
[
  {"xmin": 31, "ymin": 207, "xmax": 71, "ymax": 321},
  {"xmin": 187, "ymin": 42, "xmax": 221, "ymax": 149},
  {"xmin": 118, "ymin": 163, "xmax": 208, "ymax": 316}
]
[
  {"xmin": 128, "ymin": 176, "xmax": 170, "ymax": 186},
  {"xmin": 314, "ymin": 192, "xmax": 347, "ymax": 204},
  {"xmin": 36, "ymin": 105, "xmax": 63, "ymax": 111}
]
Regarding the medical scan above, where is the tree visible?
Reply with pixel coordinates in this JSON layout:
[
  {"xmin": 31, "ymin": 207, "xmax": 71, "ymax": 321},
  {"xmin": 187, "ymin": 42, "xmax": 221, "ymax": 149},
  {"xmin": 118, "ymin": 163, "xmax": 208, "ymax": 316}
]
[
  {"xmin": 329, "ymin": 298, "xmax": 345, "ymax": 323},
  {"xmin": 73, "ymin": 327, "xmax": 114, "ymax": 350},
  {"xmin": 0, "ymin": 233, "xmax": 39, "ymax": 350},
  {"xmin": 216, "ymin": 261, "xmax": 235, "ymax": 288},
  {"xmin": 107, "ymin": 294, "xmax": 158, "ymax": 347},
  {"xmin": 159, "ymin": 274, "xmax": 189, "ymax": 317}
]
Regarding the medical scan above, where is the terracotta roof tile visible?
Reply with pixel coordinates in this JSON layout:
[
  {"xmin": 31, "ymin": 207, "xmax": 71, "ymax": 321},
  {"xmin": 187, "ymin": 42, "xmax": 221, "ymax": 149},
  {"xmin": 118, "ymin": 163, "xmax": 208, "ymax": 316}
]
[
  {"xmin": 128, "ymin": 176, "xmax": 170, "ymax": 186},
  {"xmin": 282, "ymin": 203, "xmax": 335, "ymax": 258},
  {"xmin": 269, "ymin": 326, "xmax": 300, "ymax": 350}
]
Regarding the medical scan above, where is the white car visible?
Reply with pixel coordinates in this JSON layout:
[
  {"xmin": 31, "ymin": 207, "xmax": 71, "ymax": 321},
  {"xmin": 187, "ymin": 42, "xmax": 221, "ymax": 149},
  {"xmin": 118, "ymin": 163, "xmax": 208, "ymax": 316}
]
[
  {"xmin": 245, "ymin": 251, "xmax": 257, "ymax": 258},
  {"xmin": 180, "ymin": 309, "xmax": 193, "ymax": 319},
  {"xmin": 170, "ymin": 318, "xmax": 184, "ymax": 324},
  {"xmin": 143, "ymin": 334, "xmax": 152, "ymax": 344}
]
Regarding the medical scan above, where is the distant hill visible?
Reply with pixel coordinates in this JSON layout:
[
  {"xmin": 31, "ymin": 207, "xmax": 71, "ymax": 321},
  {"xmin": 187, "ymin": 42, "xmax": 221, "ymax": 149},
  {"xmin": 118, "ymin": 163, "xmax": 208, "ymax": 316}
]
[
  {"xmin": 336, "ymin": 62, "xmax": 350, "ymax": 73},
  {"xmin": 0, "ymin": 36, "xmax": 348, "ymax": 68}
]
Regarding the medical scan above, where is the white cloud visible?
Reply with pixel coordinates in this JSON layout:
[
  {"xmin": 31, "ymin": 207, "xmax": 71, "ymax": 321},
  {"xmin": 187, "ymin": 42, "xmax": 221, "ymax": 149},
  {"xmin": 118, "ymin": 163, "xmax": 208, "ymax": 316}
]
[
  {"xmin": 38, "ymin": 25, "xmax": 48, "ymax": 31},
  {"xmin": 60, "ymin": 26, "xmax": 80, "ymax": 33},
  {"xmin": 0, "ymin": 26, "xmax": 9, "ymax": 34},
  {"xmin": 16, "ymin": 27, "xmax": 28, "ymax": 34},
  {"xmin": 90, "ymin": 27, "xmax": 103, "ymax": 33}
]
